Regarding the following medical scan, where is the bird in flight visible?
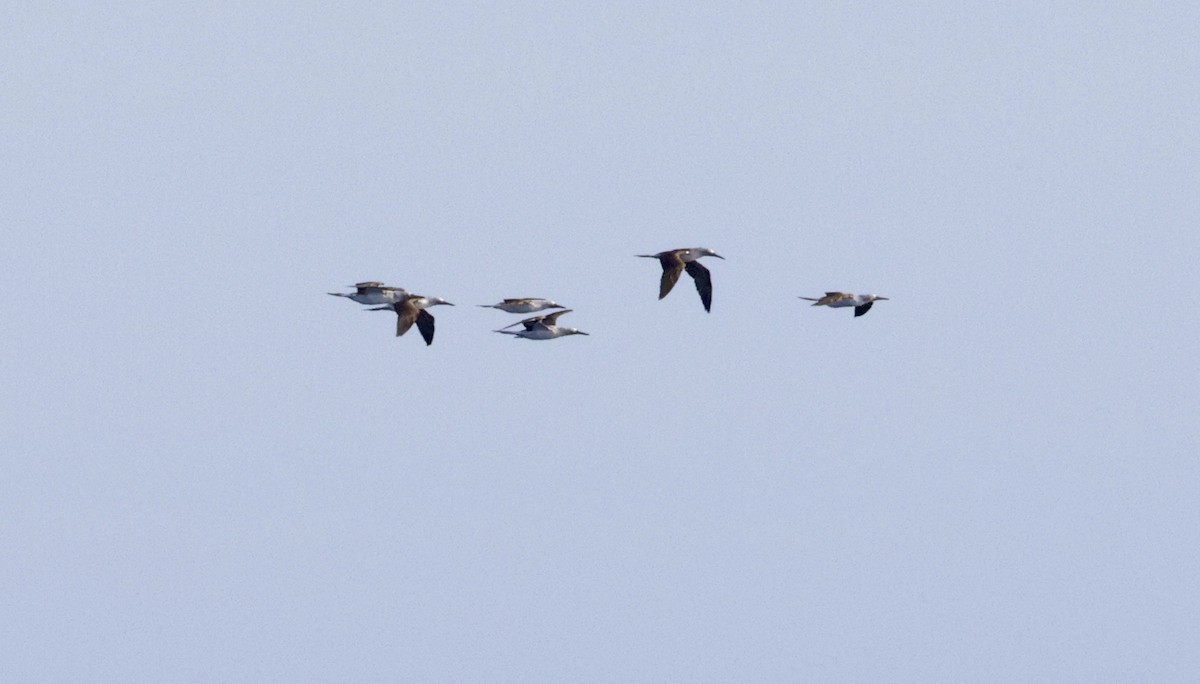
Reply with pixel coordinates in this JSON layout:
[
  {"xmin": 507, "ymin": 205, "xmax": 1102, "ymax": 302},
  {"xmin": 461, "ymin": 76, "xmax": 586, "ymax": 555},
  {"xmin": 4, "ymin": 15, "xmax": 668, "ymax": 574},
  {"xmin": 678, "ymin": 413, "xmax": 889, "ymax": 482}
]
[
  {"xmin": 476, "ymin": 298, "xmax": 565, "ymax": 313},
  {"xmin": 327, "ymin": 281, "xmax": 409, "ymax": 306},
  {"xmin": 636, "ymin": 247, "xmax": 724, "ymax": 312},
  {"xmin": 799, "ymin": 292, "xmax": 889, "ymax": 317},
  {"xmin": 368, "ymin": 294, "xmax": 454, "ymax": 345},
  {"xmin": 494, "ymin": 309, "xmax": 589, "ymax": 340}
]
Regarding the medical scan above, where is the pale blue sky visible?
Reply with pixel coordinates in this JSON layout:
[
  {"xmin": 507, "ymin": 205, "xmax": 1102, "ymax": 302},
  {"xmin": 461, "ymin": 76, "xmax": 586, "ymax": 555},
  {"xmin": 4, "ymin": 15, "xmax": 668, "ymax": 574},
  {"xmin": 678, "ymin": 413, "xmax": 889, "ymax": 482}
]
[{"xmin": 3, "ymin": 2, "xmax": 1198, "ymax": 682}]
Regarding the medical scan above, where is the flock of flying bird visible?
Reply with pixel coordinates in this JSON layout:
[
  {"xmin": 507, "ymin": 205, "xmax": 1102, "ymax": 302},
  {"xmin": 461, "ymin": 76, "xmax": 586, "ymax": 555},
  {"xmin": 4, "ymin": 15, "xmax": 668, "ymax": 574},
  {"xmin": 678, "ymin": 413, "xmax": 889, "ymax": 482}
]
[{"xmin": 328, "ymin": 247, "xmax": 889, "ymax": 346}]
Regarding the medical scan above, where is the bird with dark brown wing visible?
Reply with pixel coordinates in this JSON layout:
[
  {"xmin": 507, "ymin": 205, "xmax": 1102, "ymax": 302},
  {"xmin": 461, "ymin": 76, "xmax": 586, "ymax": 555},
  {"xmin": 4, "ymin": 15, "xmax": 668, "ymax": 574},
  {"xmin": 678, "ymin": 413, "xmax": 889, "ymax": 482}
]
[
  {"xmin": 369, "ymin": 294, "xmax": 454, "ymax": 345},
  {"xmin": 636, "ymin": 247, "xmax": 724, "ymax": 312}
]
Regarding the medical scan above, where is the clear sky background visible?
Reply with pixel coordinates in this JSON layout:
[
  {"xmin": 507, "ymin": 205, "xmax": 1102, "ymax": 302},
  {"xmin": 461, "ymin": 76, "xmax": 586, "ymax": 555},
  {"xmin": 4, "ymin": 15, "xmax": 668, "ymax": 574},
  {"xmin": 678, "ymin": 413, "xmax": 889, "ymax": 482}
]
[{"xmin": 3, "ymin": 2, "xmax": 1198, "ymax": 682}]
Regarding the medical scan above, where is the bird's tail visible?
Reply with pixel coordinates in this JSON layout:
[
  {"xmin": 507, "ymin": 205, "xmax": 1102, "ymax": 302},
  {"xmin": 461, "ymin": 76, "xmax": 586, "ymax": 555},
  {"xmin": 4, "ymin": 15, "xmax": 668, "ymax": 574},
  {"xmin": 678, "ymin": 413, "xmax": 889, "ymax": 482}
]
[
  {"xmin": 366, "ymin": 306, "xmax": 391, "ymax": 311},
  {"xmin": 798, "ymin": 296, "xmax": 821, "ymax": 305},
  {"xmin": 476, "ymin": 304, "xmax": 494, "ymax": 308},
  {"xmin": 327, "ymin": 292, "xmax": 347, "ymax": 297}
]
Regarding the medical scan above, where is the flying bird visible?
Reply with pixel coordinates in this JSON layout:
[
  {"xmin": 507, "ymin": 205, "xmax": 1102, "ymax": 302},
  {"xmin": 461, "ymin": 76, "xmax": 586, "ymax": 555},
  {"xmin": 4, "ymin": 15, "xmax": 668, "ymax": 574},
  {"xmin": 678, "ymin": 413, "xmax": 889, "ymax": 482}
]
[
  {"xmin": 368, "ymin": 294, "xmax": 454, "ymax": 345},
  {"xmin": 799, "ymin": 292, "xmax": 889, "ymax": 317},
  {"xmin": 636, "ymin": 247, "xmax": 724, "ymax": 312},
  {"xmin": 328, "ymin": 282, "xmax": 408, "ymax": 306},
  {"xmin": 494, "ymin": 309, "xmax": 589, "ymax": 340},
  {"xmin": 477, "ymin": 298, "xmax": 565, "ymax": 314}
]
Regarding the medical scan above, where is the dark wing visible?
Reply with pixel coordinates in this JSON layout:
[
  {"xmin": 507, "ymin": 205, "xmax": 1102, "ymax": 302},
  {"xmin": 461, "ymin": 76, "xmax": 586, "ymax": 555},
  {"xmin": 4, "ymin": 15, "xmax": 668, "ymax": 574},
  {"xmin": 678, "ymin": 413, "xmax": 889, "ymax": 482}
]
[
  {"xmin": 395, "ymin": 301, "xmax": 420, "ymax": 336},
  {"xmin": 415, "ymin": 309, "xmax": 436, "ymax": 345},
  {"xmin": 657, "ymin": 253, "xmax": 685, "ymax": 300},
  {"xmin": 854, "ymin": 301, "xmax": 874, "ymax": 317},
  {"xmin": 685, "ymin": 261, "xmax": 713, "ymax": 312}
]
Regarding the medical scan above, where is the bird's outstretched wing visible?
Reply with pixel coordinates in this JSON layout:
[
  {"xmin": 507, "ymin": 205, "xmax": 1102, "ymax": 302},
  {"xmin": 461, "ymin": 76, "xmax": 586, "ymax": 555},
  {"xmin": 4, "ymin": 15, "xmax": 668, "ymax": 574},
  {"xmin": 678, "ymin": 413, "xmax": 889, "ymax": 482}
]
[
  {"xmin": 395, "ymin": 312, "xmax": 416, "ymax": 336},
  {"xmin": 658, "ymin": 253, "xmax": 685, "ymax": 299},
  {"xmin": 685, "ymin": 261, "xmax": 713, "ymax": 312},
  {"xmin": 395, "ymin": 301, "xmax": 420, "ymax": 337},
  {"xmin": 507, "ymin": 309, "xmax": 573, "ymax": 330},
  {"xmin": 415, "ymin": 309, "xmax": 436, "ymax": 345},
  {"xmin": 540, "ymin": 309, "xmax": 572, "ymax": 326},
  {"xmin": 499, "ymin": 312, "xmax": 542, "ymax": 328},
  {"xmin": 854, "ymin": 302, "xmax": 873, "ymax": 317}
]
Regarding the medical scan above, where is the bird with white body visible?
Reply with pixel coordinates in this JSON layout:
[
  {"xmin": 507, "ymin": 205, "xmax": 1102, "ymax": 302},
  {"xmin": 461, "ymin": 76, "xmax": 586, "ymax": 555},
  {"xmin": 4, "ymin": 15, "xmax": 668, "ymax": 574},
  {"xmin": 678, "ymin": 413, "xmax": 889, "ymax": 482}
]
[
  {"xmin": 327, "ymin": 281, "xmax": 409, "ymax": 306},
  {"xmin": 477, "ymin": 298, "xmax": 565, "ymax": 314},
  {"xmin": 799, "ymin": 292, "xmax": 889, "ymax": 317},
  {"xmin": 494, "ymin": 309, "xmax": 588, "ymax": 340}
]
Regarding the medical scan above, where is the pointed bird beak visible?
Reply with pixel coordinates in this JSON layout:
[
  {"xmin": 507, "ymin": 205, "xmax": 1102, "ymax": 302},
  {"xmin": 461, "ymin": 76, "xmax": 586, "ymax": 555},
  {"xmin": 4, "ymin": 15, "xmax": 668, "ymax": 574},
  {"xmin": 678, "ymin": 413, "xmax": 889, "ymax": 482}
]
[
  {"xmin": 878, "ymin": 297, "xmax": 889, "ymax": 300},
  {"xmin": 713, "ymin": 253, "xmax": 725, "ymax": 259}
]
